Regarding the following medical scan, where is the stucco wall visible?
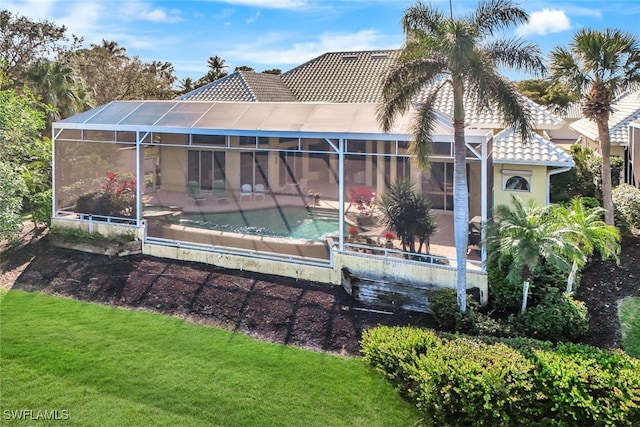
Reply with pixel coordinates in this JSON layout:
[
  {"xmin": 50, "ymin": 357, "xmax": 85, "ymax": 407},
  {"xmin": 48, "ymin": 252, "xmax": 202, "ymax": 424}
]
[
  {"xmin": 493, "ymin": 164, "xmax": 549, "ymax": 207},
  {"xmin": 159, "ymin": 146, "xmax": 187, "ymax": 192}
]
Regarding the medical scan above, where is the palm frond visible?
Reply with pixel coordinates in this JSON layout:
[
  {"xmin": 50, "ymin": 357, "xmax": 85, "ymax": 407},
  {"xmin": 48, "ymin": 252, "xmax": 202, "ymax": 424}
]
[
  {"xmin": 471, "ymin": 0, "xmax": 529, "ymax": 36},
  {"xmin": 487, "ymin": 38, "xmax": 545, "ymax": 77}
]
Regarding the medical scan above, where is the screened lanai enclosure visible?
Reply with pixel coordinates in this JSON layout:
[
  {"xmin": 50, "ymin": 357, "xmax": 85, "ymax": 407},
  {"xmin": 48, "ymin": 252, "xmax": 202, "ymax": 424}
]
[{"xmin": 52, "ymin": 100, "xmax": 490, "ymax": 302}]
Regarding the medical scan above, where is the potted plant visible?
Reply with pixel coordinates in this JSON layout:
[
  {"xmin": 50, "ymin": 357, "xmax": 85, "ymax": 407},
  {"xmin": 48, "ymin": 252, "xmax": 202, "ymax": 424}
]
[
  {"xmin": 348, "ymin": 186, "xmax": 375, "ymax": 225},
  {"xmin": 348, "ymin": 225, "xmax": 359, "ymax": 242},
  {"xmin": 383, "ymin": 231, "xmax": 396, "ymax": 248}
]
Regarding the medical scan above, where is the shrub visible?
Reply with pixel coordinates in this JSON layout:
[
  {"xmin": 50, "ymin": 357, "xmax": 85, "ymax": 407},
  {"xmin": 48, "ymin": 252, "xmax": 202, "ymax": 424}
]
[
  {"xmin": 532, "ymin": 343, "xmax": 640, "ymax": 425},
  {"xmin": 430, "ymin": 288, "xmax": 514, "ymax": 337},
  {"xmin": 509, "ymin": 290, "xmax": 589, "ymax": 343},
  {"xmin": 361, "ymin": 326, "xmax": 640, "ymax": 426},
  {"xmin": 30, "ymin": 189, "xmax": 52, "ymax": 229},
  {"xmin": 613, "ymin": 184, "xmax": 640, "ymax": 232},
  {"xmin": 487, "ymin": 255, "xmax": 522, "ymax": 313},
  {"xmin": 428, "ymin": 288, "xmax": 470, "ymax": 332}
]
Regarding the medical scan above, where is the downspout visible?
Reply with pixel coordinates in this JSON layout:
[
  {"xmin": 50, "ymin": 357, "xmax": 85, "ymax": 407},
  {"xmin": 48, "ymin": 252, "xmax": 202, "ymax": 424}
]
[{"xmin": 547, "ymin": 166, "xmax": 572, "ymax": 205}]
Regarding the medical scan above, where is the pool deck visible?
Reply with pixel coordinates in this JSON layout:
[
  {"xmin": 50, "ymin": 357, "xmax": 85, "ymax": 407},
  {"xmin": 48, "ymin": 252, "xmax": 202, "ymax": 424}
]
[{"xmin": 142, "ymin": 189, "xmax": 481, "ymax": 264}]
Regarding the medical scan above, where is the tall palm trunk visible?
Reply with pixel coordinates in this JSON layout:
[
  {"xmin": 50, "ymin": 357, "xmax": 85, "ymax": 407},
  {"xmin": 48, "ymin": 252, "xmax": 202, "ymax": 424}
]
[
  {"xmin": 597, "ymin": 118, "xmax": 614, "ymax": 225},
  {"xmin": 452, "ymin": 80, "xmax": 468, "ymax": 312}
]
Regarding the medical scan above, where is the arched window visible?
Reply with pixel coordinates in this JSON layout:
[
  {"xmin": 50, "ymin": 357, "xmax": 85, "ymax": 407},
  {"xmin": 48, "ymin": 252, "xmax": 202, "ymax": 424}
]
[{"xmin": 504, "ymin": 175, "xmax": 530, "ymax": 191}]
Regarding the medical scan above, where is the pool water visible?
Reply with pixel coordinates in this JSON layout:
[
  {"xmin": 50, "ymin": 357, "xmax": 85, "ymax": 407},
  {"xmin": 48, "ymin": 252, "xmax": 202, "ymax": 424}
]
[{"xmin": 179, "ymin": 206, "xmax": 340, "ymax": 241}]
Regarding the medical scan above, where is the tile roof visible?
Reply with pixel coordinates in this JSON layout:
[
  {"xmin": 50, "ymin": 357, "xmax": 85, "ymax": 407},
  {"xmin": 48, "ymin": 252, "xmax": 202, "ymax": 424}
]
[
  {"xmin": 178, "ymin": 71, "xmax": 296, "ymax": 102},
  {"xmin": 493, "ymin": 129, "xmax": 574, "ymax": 167},
  {"xmin": 178, "ymin": 49, "xmax": 564, "ymax": 130},
  {"xmin": 421, "ymin": 82, "xmax": 564, "ymax": 130},
  {"xmin": 280, "ymin": 50, "xmax": 399, "ymax": 103},
  {"xmin": 569, "ymin": 91, "xmax": 640, "ymax": 146}
]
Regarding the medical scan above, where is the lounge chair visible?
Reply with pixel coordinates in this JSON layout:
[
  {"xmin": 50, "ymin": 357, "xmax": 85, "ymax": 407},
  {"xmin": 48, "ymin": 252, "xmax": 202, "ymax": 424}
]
[
  {"xmin": 240, "ymin": 184, "xmax": 253, "ymax": 201},
  {"xmin": 212, "ymin": 180, "xmax": 231, "ymax": 203},
  {"xmin": 254, "ymin": 184, "xmax": 266, "ymax": 201},
  {"xmin": 186, "ymin": 181, "xmax": 208, "ymax": 204}
]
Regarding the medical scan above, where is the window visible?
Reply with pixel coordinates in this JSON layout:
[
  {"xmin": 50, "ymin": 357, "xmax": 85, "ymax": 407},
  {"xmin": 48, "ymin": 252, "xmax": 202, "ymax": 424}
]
[{"xmin": 504, "ymin": 175, "xmax": 531, "ymax": 191}]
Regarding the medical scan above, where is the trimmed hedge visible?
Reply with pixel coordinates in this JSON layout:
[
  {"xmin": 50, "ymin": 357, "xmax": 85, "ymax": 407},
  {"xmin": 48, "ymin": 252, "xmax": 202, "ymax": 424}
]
[{"xmin": 361, "ymin": 326, "xmax": 640, "ymax": 426}]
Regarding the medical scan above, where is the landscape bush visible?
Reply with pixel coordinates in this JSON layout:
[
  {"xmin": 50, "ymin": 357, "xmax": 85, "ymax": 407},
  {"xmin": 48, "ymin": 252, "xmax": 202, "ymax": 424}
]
[
  {"xmin": 429, "ymin": 288, "xmax": 513, "ymax": 337},
  {"xmin": 509, "ymin": 289, "xmax": 589, "ymax": 343},
  {"xmin": 361, "ymin": 326, "xmax": 640, "ymax": 427},
  {"xmin": 613, "ymin": 184, "xmax": 640, "ymax": 232}
]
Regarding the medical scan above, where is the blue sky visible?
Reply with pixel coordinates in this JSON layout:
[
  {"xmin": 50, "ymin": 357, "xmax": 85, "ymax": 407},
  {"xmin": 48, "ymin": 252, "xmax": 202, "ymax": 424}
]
[{"xmin": 3, "ymin": 0, "xmax": 640, "ymax": 82}]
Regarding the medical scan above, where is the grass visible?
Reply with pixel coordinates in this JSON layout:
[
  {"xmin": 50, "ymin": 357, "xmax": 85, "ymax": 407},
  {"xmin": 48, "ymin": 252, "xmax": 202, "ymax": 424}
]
[
  {"xmin": 0, "ymin": 291, "xmax": 420, "ymax": 427},
  {"xmin": 620, "ymin": 296, "xmax": 640, "ymax": 358}
]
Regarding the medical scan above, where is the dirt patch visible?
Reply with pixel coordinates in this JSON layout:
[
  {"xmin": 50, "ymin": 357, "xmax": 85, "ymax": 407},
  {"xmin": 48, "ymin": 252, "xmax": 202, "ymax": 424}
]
[{"xmin": 2, "ymin": 229, "xmax": 639, "ymax": 355}]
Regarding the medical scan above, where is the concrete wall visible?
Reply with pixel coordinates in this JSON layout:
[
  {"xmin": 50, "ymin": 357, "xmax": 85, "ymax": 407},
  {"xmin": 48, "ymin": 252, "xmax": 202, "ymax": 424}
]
[
  {"xmin": 51, "ymin": 217, "xmax": 145, "ymax": 240},
  {"xmin": 53, "ymin": 210, "xmax": 489, "ymax": 311}
]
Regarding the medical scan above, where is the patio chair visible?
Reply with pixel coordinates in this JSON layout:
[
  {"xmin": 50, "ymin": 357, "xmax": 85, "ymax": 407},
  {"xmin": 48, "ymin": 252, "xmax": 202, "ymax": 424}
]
[
  {"xmin": 212, "ymin": 180, "xmax": 231, "ymax": 203},
  {"xmin": 240, "ymin": 184, "xmax": 253, "ymax": 201},
  {"xmin": 186, "ymin": 181, "xmax": 208, "ymax": 204},
  {"xmin": 254, "ymin": 184, "xmax": 266, "ymax": 201}
]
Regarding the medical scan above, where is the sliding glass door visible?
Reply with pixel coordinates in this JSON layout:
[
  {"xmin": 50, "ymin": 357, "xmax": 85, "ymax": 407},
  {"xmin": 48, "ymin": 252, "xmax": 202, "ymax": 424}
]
[{"xmin": 187, "ymin": 150, "xmax": 225, "ymax": 190}]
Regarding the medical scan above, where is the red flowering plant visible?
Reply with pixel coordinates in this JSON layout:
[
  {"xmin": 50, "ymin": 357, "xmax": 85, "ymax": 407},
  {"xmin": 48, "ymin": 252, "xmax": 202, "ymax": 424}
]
[
  {"xmin": 348, "ymin": 225, "xmax": 359, "ymax": 236},
  {"xmin": 76, "ymin": 172, "xmax": 137, "ymax": 218},
  {"xmin": 383, "ymin": 231, "xmax": 396, "ymax": 241},
  {"xmin": 348, "ymin": 186, "xmax": 375, "ymax": 215}
]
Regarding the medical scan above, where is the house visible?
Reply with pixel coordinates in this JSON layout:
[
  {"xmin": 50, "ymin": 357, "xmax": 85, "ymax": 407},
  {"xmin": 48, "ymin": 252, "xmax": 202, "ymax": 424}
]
[
  {"xmin": 569, "ymin": 90, "xmax": 640, "ymax": 186},
  {"xmin": 51, "ymin": 50, "xmax": 574, "ymax": 310}
]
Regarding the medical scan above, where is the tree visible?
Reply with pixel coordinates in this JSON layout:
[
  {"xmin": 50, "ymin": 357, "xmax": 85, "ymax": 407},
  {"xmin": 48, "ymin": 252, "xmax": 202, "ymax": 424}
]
[
  {"xmin": 377, "ymin": 0, "xmax": 544, "ymax": 312},
  {"xmin": 551, "ymin": 198, "xmax": 620, "ymax": 293},
  {"xmin": 24, "ymin": 59, "xmax": 92, "ymax": 133},
  {"xmin": 234, "ymin": 65, "xmax": 254, "ymax": 72},
  {"xmin": 378, "ymin": 179, "xmax": 437, "ymax": 254},
  {"xmin": 515, "ymin": 79, "xmax": 578, "ymax": 114},
  {"xmin": 177, "ymin": 77, "xmax": 195, "ymax": 95},
  {"xmin": 487, "ymin": 196, "xmax": 581, "ymax": 312},
  {"xmin": 65, "ymin": 41, "xmax": 177, "ymax": 104},
  {"xmin": 193, "ymin": 55, "xmax": 229, "ymax": 88},
  {"xmin": 0, "ymin": 71, "xmax": 47, "ymax": 241},
  {"xmin": 262, "ymin": 69, "xmax": 282, "ymax": 75},
  {"xmin": 0, "ymin": 10, "xmax": 70, "ymax": 85},
  {"xmin": 549, "ymin": 28, "xmax": 640, "ymax": 225}
]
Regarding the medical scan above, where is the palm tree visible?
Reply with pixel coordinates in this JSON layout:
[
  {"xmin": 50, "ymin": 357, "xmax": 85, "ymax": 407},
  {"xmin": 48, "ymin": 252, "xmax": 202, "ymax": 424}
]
[
  {"xmin": 549, "ymin": 28, "xmax": 640, "ymax": 225},
  {"xmin": 487, "ymin": 196, "xmax": 581, "ymax": 312},
  {"xmin": 378, "ymin": 178, "xmax": 437, "ymax": 254},
  {"xmin": 377, "ymin": 0, "xmax": 544, "ymax": 312},
  {"xmin": 550, "ymin": 198, "xmax": 620, "ymax": 292},
  {"xmin": 25, "ymin": 59, "xmax": 92, "ymax": 134}
]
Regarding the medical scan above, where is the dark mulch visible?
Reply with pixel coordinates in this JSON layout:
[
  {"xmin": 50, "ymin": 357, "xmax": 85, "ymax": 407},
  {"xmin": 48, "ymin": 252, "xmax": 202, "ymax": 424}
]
[
  {"xmin": 2, "ymin": 231, "xmax": 639, "ymax": 355},
  {"xmin": 1, "ymin": 234, "xmax": 435, "ymax": 356}
]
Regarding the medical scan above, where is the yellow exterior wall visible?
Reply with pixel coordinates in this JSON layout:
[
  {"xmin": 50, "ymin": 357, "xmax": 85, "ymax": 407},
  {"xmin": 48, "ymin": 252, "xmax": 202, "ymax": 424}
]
[
  {"xmin": 159, "ymin": 146, "xmax": 187, "ymax": 192},
  {"xmin": 493, "ymin": 164, "xmax": 549, "ymax": 207}
]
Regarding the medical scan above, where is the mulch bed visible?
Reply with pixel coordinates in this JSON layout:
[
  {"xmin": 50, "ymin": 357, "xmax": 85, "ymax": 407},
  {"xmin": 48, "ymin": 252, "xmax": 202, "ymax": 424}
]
[{"xmin": 2, "ymin": 231, "xmax": 639, "ymax": 355}]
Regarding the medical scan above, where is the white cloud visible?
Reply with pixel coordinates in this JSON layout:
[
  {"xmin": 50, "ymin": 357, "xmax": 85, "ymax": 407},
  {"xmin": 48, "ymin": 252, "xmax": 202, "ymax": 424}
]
[
  {"xmin": 119, "ymin": 1, "xmax": 183, "ymax": 23},
  {"xmin": 246, "ymin": 10, "xmax": 260, "ymax": 24},
  {"xmin": 222, "ymin": 29, "xmax": 397, "ymax": 67},
  {"xmin": 516, "ymin": 8, "xmax": 571, "ymax": 36}
]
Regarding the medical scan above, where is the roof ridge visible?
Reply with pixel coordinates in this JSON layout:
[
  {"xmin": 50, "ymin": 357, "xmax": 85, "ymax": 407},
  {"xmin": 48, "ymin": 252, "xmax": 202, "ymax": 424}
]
[{"xmin": 237, "ymin": 71, "xmax": 257, "ymax": 102}]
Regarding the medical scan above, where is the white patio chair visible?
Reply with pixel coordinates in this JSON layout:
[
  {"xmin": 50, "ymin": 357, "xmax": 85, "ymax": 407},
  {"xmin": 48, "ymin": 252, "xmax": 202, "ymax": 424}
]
[
  {"xmin": 254, "ymin": 184, "xmax": 266, "ymax": 200},
  {"xmin": 240, "ymin": 184, "xmax": 253, "ymax": 201}
]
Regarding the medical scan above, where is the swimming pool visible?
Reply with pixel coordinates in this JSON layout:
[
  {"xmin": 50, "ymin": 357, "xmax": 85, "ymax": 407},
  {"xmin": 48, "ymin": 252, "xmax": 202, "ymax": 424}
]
[{"xmin": 179, "ymin": 206, "xmax": 340, "ymax": 241}]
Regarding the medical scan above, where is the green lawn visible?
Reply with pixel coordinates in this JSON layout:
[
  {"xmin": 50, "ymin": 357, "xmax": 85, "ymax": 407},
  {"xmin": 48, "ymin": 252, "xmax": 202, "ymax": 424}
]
[
  {"xmin": 0, "ymin": 291, "xmax": 420, "ymax": 427},
  {"xmin": 620, "ymin": 296, "xmax": 640, "ymax": 358}
]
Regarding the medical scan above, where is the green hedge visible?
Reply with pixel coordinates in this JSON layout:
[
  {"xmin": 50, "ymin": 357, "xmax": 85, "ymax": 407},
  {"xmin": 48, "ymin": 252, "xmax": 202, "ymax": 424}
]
[{"xmin": 361, "ymin": 326, "xmax": 640, "ymax": 426}]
